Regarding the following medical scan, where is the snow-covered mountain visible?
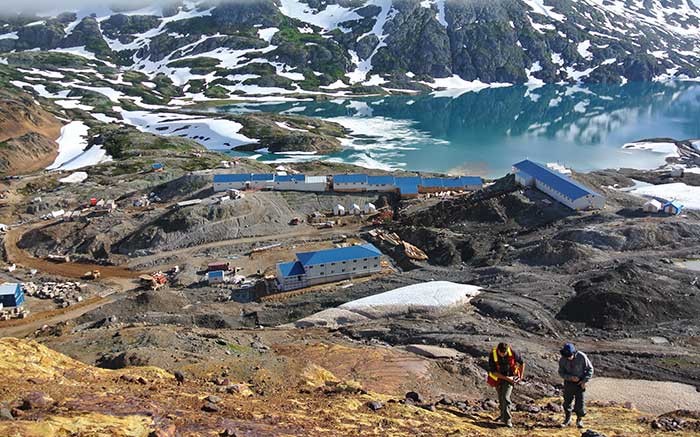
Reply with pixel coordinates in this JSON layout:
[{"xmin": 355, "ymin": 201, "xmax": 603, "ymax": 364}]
[{"xmin": 1, "ymin": 0, "xmax": 700, "ymax": 101}]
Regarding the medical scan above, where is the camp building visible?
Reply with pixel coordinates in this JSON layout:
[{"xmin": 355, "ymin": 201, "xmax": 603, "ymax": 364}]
[
  {"xmin": 276, "ymin": 244, "xmax": 382, "ymax": 291},
  {"xmin": 0, "ymin": 283, "xmax": 24, "ymax": 307},
  {"xmin": 512, "ymin": 159, "xmax": 605, "ymax": 210}
]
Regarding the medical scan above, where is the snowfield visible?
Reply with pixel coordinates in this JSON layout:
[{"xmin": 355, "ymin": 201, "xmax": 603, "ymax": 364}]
[
  {"xmin": 293, "ymin": 281, "xmax": 482, "ymax": 328},
  {"xmin": 631, "ymin": 182, "xmax": 700, "ymax": 210},
  {"xmin": 48, "ymin": 121, "xmax": 112, "ymax": 170},
  {"xmin": 120, "ymin": 111, "xmax": 257, "ymax": 150},
  {"xmin": 340, "ymin": 281, "xmax": 482, "ymax": 318},
  {"xmin": 622, "ymin": 141, "xmax": 680, "ymax": 159}
]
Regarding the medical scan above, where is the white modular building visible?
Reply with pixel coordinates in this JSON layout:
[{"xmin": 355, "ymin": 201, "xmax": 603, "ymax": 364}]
[
  {"xmin": 277, "ymin": 244, "xmax": 383, "ymax": 291},
  {"xmin": 213, "ymin": 174, "xmax": 252, "ymax": 191},
  {"xmin": 366, "ymin": 175, "xmax": 397, "ymax": 192},
  {"xmin": 643, "ymin": 199, "xmax": 663, "ymax": 213},
  {"xmin": 274, "ymin": 174, "xmax": 328, "ymax": 191},
  {"xmin": 333, "ymin": 174, "xmax": 369, "ymax": 192},
  {"xmin": 512, "ymin": 160, "xmax": 605, "ymax": 210}
]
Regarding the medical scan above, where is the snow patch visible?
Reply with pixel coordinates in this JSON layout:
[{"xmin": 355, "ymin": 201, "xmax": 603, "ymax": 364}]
[
  {"xmin": 48, "ymin": 121, "xmax": 111, "ymax": 170},
  {"xmin": 257, "ymin": 27, "xmax": 279, "ymax": 43},
  {"xmin": 339, "ymin": 281, "xmax": 482, "ymax": 318},
  {"xmin": 631, "ymin": 183, "xmax": 700, "ymax": 210},
  {"xmin": 622, "ymin": 141, "xmax": 679, "ymax": 159},
  {"xmin": 120, "ymin": 111, "xmax": 257, "ymax": 150}
]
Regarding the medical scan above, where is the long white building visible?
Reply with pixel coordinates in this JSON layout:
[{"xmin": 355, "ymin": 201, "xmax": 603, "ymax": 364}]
[
  {"xmin": 277, "ymin": 244, "xmax": 383, "ymax": 291},
  {"xmin": 512, "ymin": 160, "xmax": 605, "ymax": 210}
]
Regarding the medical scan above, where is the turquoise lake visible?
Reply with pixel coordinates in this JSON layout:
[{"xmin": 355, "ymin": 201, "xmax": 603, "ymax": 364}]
[{"xmin": 216, "ymin": 82, "xmax": 700, "ymax": 178}]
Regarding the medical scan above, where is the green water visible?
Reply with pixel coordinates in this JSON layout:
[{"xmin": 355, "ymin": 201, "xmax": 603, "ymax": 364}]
[{"xmin": 217, "ymin": 82, "xmax": 700, "ymax": 177}]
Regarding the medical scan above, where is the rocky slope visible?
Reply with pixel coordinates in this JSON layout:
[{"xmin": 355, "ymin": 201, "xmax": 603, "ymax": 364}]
[
  {"xmin": 0, "ymin": 0, "xmax": 699, "ymax": 104},
  {"xmin": 0, "ymin": 88, "xmax": 62, "ymax": 174},
  {"xmin": 1, "ymin": 337, "xmax": 696, "ymax": 436}
]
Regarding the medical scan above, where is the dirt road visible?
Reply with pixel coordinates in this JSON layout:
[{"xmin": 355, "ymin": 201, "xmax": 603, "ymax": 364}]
[
  {"xmin": 4, "ymin": 224, "xmax": 140, "ymax": 279},
  {"xmin": 0, "ymin": 290, "xmax": 128, "ymax": 338},
  {"xmin": 129, "ymin": 223, "xmax": 364, "ymax": 268},
  {"xmin": 588, "ymin": 377, "xmax": 700, "ymax": 414}
]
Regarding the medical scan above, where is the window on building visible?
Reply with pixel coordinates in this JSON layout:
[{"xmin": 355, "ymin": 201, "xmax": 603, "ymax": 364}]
[
  {"xmin": 320, "ymin": 272, "xmax": 324, "ymax": 275},
  {"xmin": 320, "ymin": 264, "xmax": 325, "ymax": 267}
]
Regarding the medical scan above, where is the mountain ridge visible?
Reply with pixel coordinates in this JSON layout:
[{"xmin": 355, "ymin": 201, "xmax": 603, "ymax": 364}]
[{"xmin": 0, "ymin": 0, "xmax": 699, "ymax": 102}]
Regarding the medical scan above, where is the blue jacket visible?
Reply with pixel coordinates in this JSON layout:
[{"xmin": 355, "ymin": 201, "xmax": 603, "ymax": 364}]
[{"xmin": 558, "ymin": 351, "xmax": 594, "ymax": 383}]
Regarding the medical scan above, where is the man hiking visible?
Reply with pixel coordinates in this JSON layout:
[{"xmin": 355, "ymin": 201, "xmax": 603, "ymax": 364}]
[
  {"xmin": 558, "ymin": 343, "xmax": 594, "ymax": 428},
  {"xmin": 487, "ymin": 342, "xmax": 525, "ymax": 428}
]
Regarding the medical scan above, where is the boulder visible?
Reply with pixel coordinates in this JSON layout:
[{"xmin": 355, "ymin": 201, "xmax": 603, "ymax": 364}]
[{"xmin": 20, "ymin": 392, "xmax": 54, "ymax": 410}]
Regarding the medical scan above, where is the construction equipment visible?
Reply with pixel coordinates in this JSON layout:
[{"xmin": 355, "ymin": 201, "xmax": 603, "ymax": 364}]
[
  {"xmin": 139, "ymin": 272, "xmax": 168, "ymax": 290},
  {"xmin": 81, "ymin": 270, "xmax": 101, "ymax": 280}
]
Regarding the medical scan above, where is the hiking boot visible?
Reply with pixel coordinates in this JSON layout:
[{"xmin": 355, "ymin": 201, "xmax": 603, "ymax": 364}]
[
  {"xmin": 576, "ymin": 418, "xmax": 584, "ymax": 428},
  {"xmin": 561, "ymin": 415, "xmax": 572, "ymax": 427}
]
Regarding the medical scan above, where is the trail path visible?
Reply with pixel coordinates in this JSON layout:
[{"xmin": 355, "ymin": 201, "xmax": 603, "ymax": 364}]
[{"xmin": 588, "ymin": 377, "xmax": 700, "ymax": 415}]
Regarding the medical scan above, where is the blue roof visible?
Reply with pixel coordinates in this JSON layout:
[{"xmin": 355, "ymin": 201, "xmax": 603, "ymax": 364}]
[
  {"xmin": 296, "ymin": 244, "xmax": 382, "ymax": 266},
  {"xmin": 443, "ymin": 178, "xmax": 466, "ymax": 188},
  {"xmin": 513, "ymin": 160, "xmax": 600, "ymax": 201},
  {"xmin": 152, "ymin": 163, "xmax": 164, "ymax": 169},
  {"xmin": 275, "ymin": 174, "xmax": 306, "ymax": 183},
  {"xmin": 395, "ymin": 176, "xmax": 421, "ymax": 185},
  {"xmin": 334, "ymin": 174, "xmax": 368, "ymax": 184},
  {"xmin": 0, "ymin": 283, "xmax": 20, "ymax": 296},
  {"xmin": 397, "ymin": 182, "xmax": 419, "ymax": 195},
  {"xmin": 214, "ymin": 174, "xmax": 251, "ymax": 183},
  {"xmin": 208, "ymin": 270, "xmax": 225, "ymax": 278},
  {"xmin": 459, "ymin": 176, "xmax": 483, "ymax": 186},
  {"xmin": 421, "ymin": 177, "xmax": 445, "ymax": 188},
  {"xmin": 278, "ymin": 261, "xmax": 306, "ymax": 277},
  {"xmin": 663, "ymin": 201, "xmax": 683, "ymax": 212},
  {"xmin": 367, "ymin": 175, "xmax": 395, "ymax": 185},
  {"xmin": 251, "ymin": 173, "xmax": 274, "ymax": 181}
]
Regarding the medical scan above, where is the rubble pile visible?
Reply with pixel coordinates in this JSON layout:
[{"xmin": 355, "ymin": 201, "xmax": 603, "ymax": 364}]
[
  {"xmin": 23, "ymin": 282, "xmax": 84, "ymax": 308},
  {"xmin": 0, "ymin": 306, "xmax": 28, "ymax": 320}
]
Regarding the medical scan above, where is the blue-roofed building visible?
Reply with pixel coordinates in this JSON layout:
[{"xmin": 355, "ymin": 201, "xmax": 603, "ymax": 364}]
[
  {"xmin": 152, "ymin": 163, "xmax": 164, "ymax": 172},
  {"xmin": 333, "ymin": 174, "xmax": 369, "ymax": 192},
  {"xmin": 250, "ymin": 173, "xmax": 275, "ymax": 190},
  {"xmin": 393, "ymin": 182, "xmax": 417, "ymax": 198},
  {"xmin": 213, "ymin": 173, "xmax": 252, "ymax": 191},
  {"xmin": 512, "ymin": 160, "xmax": 605, "ymax": 210},
  {"xmin": 276, "ymin": 244, "xmax": 383, "ymax": 291},
  {"xmin": 663, "ymin": 200, "xmax": 683, "ymax": 215},
  {"xmin": 459, "ymin": 176, "xmax": 484, "ymax": 190},
  {"xmin": 0, "ymin": 283, "xmax": 24, "ymax": 308},
  {"xmin": 420, "ymin": 177, "xmax": 446, "ymax": 191},
  {"xmin": 207, "ymin": 270, "xmax": 227, "ymax": 284},
  {"xmin": 367, "ymin": 175, "xmax": 396, "ymax": 192}
]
